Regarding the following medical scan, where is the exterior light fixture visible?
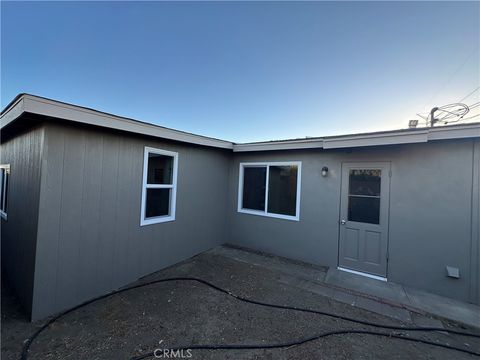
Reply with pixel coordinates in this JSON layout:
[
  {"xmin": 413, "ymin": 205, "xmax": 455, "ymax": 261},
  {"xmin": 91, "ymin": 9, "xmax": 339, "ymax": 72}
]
[
  {"xmin": 408, "ymin": 120, "xmax": 418, "ymax": 128},
  {"xmin": 321, "ymin": 166, "xmax": 329, "ymax": 177}
]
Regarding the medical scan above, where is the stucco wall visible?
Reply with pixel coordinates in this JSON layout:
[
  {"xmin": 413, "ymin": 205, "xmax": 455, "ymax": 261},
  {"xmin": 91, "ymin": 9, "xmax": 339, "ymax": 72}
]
[
  {"xmin": 228, "ymin": 139, "xmax": 480, "ymax": 304},
  {"xmin": 32, "ymin": 122, "xmax": 231, "ymax": 320},
  {"xmin": 0, "ymin": 124, "xmax": 44, "ymax": 317}
]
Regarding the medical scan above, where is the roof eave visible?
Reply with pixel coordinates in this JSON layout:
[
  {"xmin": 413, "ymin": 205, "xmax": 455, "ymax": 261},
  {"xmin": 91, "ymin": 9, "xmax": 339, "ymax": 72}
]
[
  {"xmin": 0, "ymin": 94, "xmax": 234, "ymax": 150},
  {"xmin": 232, "ymin": 123, "xmax": 480, "ymax": 152},
  {"xmin": 2, "ymin": 94, "xmax": 479, "ymax": 152}
]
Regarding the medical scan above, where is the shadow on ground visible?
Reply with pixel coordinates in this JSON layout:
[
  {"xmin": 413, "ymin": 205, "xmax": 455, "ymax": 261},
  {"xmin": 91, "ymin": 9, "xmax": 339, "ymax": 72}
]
[{"xmin": 2, "ymin": 248, "xmax": 479, "ymax": 359}]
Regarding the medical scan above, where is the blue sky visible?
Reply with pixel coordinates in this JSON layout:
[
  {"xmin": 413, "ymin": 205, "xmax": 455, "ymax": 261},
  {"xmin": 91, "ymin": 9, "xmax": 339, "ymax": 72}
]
[{"xmin": 1, "ymin": 1, "xmax": 479, "ymax": 142}]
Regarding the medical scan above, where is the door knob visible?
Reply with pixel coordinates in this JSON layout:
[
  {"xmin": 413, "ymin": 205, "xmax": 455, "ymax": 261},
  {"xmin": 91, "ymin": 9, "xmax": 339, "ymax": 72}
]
[{"xmin": 340, "ymin": 219, "xmax": 346, "ymax": 225}]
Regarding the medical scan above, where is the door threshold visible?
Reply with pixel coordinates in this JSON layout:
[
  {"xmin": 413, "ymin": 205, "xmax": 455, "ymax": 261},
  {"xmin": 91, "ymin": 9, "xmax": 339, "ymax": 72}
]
[{"xmin": 337, "ymin": 267, "xmax": 387, "ymax": 282}]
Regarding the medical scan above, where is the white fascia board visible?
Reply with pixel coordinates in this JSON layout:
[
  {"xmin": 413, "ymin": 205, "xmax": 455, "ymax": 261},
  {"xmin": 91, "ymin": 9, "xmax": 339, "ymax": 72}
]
[
  {"xmin": 236, "ymin": 125, "xmax": 480, "ymax": 151},
  {"xmin": 323, "ymin": 130, "xmax": 429, "ymax": 149},
  {"xmin": 0, "ymin": 97, "xmax": 24, "ymax": 129},
  {"xmin": 233, "ymin": 138, "xmax": 324, "ymax": 152},
  {"xmin": 3, "ymin": 95, "xmax": 233, "ymax": 150},
  {"xmin": 2, "ymin": 94, "xmax": 479, "ymax": 152}
]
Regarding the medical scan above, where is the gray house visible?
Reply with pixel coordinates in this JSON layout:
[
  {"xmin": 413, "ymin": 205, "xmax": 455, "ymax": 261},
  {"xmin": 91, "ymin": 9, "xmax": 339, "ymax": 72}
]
[{"xmin": 1, "ymin": 93, "xmax": 479, "ymax": 321}]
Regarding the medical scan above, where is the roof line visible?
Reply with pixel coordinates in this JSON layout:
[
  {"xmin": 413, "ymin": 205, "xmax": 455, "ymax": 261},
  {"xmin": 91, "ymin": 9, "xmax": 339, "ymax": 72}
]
[
  {"xmin": 1, "ymin": 93, "xmax": 479, "ymax": 151},
  {"xmin": 1, "ymin": 93, "xmax": 233, "ymax": 149}
]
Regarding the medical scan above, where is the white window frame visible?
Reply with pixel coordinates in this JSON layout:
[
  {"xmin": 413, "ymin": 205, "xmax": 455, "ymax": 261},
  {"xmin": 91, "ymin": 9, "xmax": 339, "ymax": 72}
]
[
  {"xmin": 237, "ymin": 161, "xmax": 301, "ymax": 221},
  {"xmin": 0, "ymin": 164, "xmax": 10, "ymax": 220},
  {"xmin": 140, "ymin": 147, "xmax": 178, "ymax": 226}
]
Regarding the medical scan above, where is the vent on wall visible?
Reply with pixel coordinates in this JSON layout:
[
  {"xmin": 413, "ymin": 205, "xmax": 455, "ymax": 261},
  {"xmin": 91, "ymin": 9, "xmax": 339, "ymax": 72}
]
[{"xmin": 446, "ymin": 266, "xmax": 460, "ymax": 279}]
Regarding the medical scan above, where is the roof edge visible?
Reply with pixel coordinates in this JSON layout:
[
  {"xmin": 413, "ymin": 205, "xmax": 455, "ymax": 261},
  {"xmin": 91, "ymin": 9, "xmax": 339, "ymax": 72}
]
[
  {"xmin": 1, "ymin": 94, "xmax": 234, "ymax": 150},
  {"xmin": 233, "ymin": 122, "xmax": 480, "ymax": 152},
  {"xmin": 2, "ymin": 93, "xmax": 479, "ymax": 152}
]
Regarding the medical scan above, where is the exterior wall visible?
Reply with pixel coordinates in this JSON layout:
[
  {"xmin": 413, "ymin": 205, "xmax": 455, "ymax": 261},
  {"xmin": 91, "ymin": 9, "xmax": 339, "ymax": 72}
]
[
  {"xmin": 32, "ymin": 122, "xmax": 231, "ymax": 320},
  {"xmin": 2, "ymin": 116, "xmax": 478, "ymax": 320},
  {"xmin": 0, "ymin": 124, "xmax": 44, "ymax": 317},
  {"xmin": 228, "ymin": 139, "xmax": 480, "ymax": 304},
  {"xmin": 471, "ymin": 139, "xmax": 480, "ymax": 304}
]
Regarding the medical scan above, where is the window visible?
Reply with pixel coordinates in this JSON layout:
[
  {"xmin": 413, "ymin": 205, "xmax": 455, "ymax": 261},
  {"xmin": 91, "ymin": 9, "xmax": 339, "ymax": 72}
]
[
  {"xmin": 238, "ymin": 162, "xmax": 301, "ymax": 221},
  {"xmin": 140, "ymin": 147, "xmax": 178, "ymax": 226},
  {"xmin": 0, "ymin": 164, "xmax": 10, "ymax": 220},
  {"xmin": 347, "ymin": 169, "xmax": 381, "ymax": 224}
]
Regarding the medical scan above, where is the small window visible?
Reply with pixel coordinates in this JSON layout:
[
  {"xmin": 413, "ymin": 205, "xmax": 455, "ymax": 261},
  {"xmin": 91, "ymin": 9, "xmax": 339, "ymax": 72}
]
[
  {"xmin": 0, "ymin": 164, "xmax": 10, "ymax": 220},
  {"xmin": 141, "ymin": 147, "xmax": 178, "ymax": 226},
  {"xmin": 347, "ymin": 169, "xmax": 381, "ymax": 224},
  {"xmin": 238, "ymin": 162, "xmax": 301, "ymax": 221}
]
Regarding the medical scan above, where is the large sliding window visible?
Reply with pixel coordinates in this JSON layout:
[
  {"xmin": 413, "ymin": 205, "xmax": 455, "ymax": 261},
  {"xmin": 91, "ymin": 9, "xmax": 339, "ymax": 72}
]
[
  {"xmin": 238, "ymin": 162, "xmax": 301, "ymax": 221},
  {"xmin": 0, "ymin": 164, "xmax": 10, "ymax": 220},
  {"xmin": 141, "ymin": 147, "xmax": 178, "ymax": 226}
]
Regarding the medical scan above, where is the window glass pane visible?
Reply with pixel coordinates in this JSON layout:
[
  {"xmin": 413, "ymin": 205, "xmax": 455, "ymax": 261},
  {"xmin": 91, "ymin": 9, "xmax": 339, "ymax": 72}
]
[
  {"xmin": 348, "ymin": 196, "xmax": 380, "ymax": 224},
  {"xmin": 349, "ymin": 169, "xmax": 381, "ymax": 196},
  {"xmin": 242, "ymin": 166, "xmax": 266, "ymax": 211},
  {"xmin": 147, "ymin": 153, "xmax": 173, "ymax": 184},
  {"xmin": 0, "ymin": 169, "xmax": 4, "ymax": 211},
  {"xmin": 267, "ymin": 165, "xmax": 298, "ymax": 216},
  {"xmin": 145, "ymin": 188, "xmax": 171, "ymax": 218}
]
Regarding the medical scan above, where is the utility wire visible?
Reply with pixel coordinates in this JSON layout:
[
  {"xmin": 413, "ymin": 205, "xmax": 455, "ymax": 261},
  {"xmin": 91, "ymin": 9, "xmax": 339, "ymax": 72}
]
[
  {"xmin": 468, "ymin": 101, "xmax": 480, "ymax": 109},
  {"xmin": 418, "ymin": 101, "xmax": 478, "ymax": 125},
  {"xmin": 459, "ymin": 86, "xmax": 480, "ymax": 103},
  {"xmin": 422, "ymin": 47, "xmax": 479, "ymax": 112},
  {"xmin": 457, "ymin": 113, "xmax": 480, "ymax": 122},
  {"xmin": 19, "ymin": 277, "xmax": 480, "ymax": 360}
]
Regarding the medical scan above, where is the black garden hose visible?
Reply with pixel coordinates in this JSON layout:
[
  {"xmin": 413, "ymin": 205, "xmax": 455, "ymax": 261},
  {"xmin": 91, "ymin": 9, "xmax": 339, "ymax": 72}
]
[{"xmin": 20, "ymin": 277, "xmax": 480, "ymax": 360}]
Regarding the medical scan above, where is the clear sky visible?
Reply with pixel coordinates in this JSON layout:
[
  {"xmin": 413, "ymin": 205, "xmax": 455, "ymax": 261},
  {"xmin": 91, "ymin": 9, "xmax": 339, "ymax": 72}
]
[{"xmin": 1, "ymin": 1, "xmax": 479, "ymax": 143}]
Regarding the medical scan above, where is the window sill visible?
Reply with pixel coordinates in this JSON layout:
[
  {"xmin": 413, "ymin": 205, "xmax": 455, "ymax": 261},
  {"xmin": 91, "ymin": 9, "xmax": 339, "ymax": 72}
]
[
  {"xmin": 141, "ymin": 215, "xmax": 175, "ymax": 226},
  {"xmin": 237, "ymin": 208, "xmax": 299, "ymax": 222}
]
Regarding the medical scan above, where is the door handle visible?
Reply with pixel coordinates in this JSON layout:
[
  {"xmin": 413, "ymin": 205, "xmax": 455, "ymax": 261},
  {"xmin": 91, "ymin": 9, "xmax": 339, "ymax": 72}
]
[{"xmin": 340, "ymin": 219, "xmax": 346, "ymax": 225}]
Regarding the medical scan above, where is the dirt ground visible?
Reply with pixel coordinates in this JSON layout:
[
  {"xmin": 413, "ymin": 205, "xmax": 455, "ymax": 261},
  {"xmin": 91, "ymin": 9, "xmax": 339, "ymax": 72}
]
[{"xmin": 2, "ymin": 249, "xmax": 480, "ymax": 360}]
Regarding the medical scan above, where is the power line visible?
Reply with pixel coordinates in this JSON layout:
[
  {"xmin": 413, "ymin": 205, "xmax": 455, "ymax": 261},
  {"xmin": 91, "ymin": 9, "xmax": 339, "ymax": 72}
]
[
  {"xmin": 458, "ymin": 86, "xmax": 480, "ymax": 103},
  {"xmin": 416, "ymin": 100, "xmax": 480, "ymax": 126},
  {"xmin": 460, "ymin": 113, "xmax": 480, "ymax": 121},
  {"xmin": 422, "ymin": 47, "xmax": 479, "ymax": 111},
  {"xmin": 467, "ymin": 101, "xmax": 480, "ymax": 109}
]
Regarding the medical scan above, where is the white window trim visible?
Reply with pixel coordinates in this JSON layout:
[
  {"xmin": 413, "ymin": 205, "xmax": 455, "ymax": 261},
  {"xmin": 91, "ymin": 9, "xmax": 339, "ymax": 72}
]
[
  {"xmin": 237, "ymin": 161, "xmax": 301, "ymax": 221},
  {"xmin": 140, "ymin": 147, "xmax": 178, "ymax": 226},
  {"xmin": 0, "ymin": 164, "xmax": 10, "ymax": 220}
]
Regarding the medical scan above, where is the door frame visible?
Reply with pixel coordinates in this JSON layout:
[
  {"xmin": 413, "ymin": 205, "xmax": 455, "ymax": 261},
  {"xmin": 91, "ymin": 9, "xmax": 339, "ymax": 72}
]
[{"xmin": 337, "ymin": 161, "xmax": 392, "ymax": 280}]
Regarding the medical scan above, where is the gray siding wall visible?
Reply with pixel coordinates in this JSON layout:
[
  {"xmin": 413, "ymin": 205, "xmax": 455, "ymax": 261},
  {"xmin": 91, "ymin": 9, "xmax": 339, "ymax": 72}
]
[
  {"xmin": 1, "ymin": 125, "xmax": 44, "ymax": 317},
  {"xmin": 32, "ymin": 122, "xmax": 231, "ymax": 320},
  {"xmin": 228, "ymin": 139, "xmax": 480, "ymax": 304}
]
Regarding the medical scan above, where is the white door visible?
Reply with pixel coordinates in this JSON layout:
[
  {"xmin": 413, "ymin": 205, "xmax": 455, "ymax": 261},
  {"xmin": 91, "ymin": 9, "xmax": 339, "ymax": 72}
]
[{"xmin": 338, "ymin": 162, "xmax": 390, "ymax": 277}]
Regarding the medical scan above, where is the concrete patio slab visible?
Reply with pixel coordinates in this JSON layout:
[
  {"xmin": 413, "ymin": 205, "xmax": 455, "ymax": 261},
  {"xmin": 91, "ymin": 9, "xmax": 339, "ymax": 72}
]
[
  {"xmin": 218, "ymin": 245, "xmax": 480, "ymax": 329},
  {"xmin": 325, "ymin": 268, "xmax": 410, "ymax": 305},
  {"xmin": 404, "ymin": 287, "xmax": 480, "ymax": 328}
]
